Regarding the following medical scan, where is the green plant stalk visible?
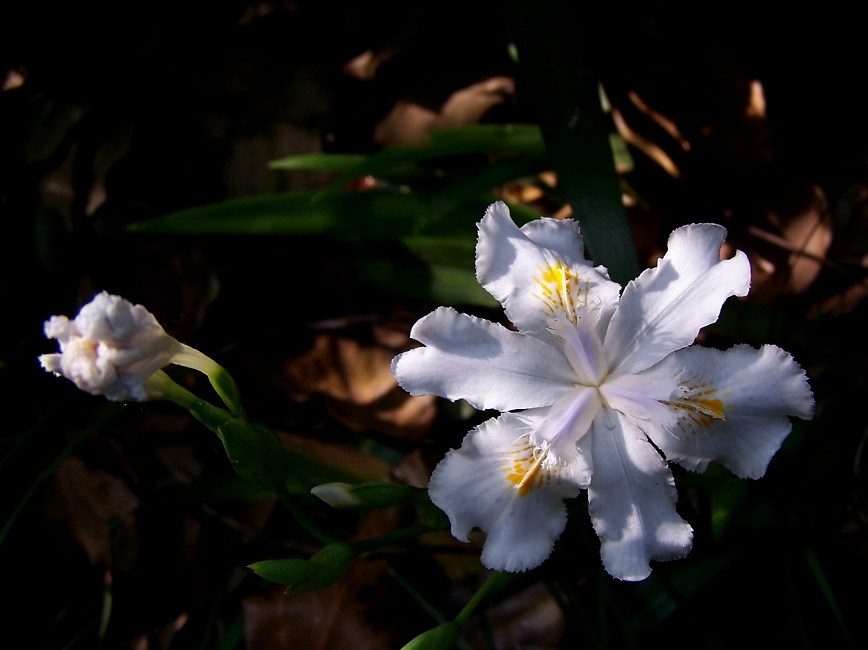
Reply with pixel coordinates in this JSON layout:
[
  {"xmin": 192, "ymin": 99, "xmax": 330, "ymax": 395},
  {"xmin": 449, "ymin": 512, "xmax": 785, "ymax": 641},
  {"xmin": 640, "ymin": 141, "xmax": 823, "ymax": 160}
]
[
  {"xmin": 172, "ymin": 345, "xmax": 246, "ymax": 416},
  {"xmin": 350, "ymin": 522, "xmax": 445, "ymax": 556},
  {"xmin": 274, "ymin": 482, "xmax": 338, "ymax": 546},
  {"xmin": 147, "ymin": 371, "xmax": 232, "ymax": 432},
  {"xmin": 453, "ymin": 571, "xmax": 519, "ymax": 627},
  {"xmin": 152, "ymin": 371, "xmax": 337, "ymax": 546}
]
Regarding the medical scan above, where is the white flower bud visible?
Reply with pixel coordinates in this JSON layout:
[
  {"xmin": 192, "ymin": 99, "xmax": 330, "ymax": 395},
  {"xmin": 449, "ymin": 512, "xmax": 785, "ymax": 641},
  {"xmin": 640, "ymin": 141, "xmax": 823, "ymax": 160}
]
[{"xmin": 39, "ymin": 292, "xmax": 183, "ymax": 401}]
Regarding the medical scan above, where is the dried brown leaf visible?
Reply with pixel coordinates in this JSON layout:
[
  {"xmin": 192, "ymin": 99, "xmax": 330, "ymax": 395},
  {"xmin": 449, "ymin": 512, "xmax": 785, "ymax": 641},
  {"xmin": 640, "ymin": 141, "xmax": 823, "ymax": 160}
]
[
  {"xmin": 748, "ymin": 181, "xmax": 832, "ymax": 300},
  {"xmin": 374, "ymin": 76, "xmax": 515, "ymax": 146},
  {"xmin": 467, "ymin": 582, "xmax": 565, "ymax": 649},
  {"xmin": 285, "ymin": 333, "xmax": 436, "ymax": 437},
  {"xmin": 44, "ymin": 456, "xmax": 139, "ymax": 566},
  {"xmin": 243, "ymin": 559, "xmax": 396, "ymax": 650}
]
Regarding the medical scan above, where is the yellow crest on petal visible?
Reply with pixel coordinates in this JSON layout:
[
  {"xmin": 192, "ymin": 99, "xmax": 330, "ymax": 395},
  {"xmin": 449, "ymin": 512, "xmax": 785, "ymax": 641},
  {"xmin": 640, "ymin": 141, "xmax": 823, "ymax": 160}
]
[
  {"xmin": 664, "ymin": 379, "xmax": 729, "ymax": 434},
  {"xmin": 534, "ymin": 262, "xmax": 591, "ymax": 324},
  {"xmin": 504, "ymin": 438, "xmax": 559, "ymax": 497}
]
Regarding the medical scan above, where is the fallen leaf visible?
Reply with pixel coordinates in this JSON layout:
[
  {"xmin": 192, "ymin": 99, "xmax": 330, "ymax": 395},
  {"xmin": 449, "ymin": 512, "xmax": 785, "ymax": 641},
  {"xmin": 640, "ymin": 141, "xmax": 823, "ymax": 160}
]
[
  {"xmin": 374, "ymin": 76, "xmax": 515, "ymax": 146},
  {"xmin": 44, "ymin": 456, "xmax": 139, "ymax": 566},
  {"xmin": 284, "ymin": 332, "xmax": 436, "ymax": 437}
]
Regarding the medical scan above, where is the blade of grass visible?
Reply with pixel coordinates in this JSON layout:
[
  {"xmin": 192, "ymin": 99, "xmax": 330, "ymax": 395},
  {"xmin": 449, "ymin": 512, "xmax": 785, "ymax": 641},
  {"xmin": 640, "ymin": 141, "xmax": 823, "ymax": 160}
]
[{"xmin": 802, "ymin": 546, "xmax": 851, "ymax": 643}]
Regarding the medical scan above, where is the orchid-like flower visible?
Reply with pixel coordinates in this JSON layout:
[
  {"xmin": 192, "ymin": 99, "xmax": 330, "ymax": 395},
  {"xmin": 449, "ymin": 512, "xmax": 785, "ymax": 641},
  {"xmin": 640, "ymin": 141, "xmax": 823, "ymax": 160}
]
[{"xmin": 392, "ymin": 202, "xmax": 814, "ymax": 581}]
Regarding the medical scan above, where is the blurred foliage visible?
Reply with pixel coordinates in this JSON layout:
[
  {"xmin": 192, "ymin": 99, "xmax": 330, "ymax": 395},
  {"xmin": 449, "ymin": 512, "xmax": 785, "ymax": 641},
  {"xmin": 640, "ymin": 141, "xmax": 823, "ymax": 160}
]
[{"xmin": 2, "ymin": 0, "xmax": 867, "ymax": 648}]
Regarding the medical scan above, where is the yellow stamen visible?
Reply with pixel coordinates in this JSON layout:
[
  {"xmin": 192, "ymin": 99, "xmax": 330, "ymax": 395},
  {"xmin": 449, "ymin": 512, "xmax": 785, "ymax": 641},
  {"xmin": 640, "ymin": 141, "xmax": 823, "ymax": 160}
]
[
  {"xmin": 505, "ymin": 442, "xmax": 549, "ymax": 497},
  {"xmin": 534, "ymin": 262, "xmax": 587, "ymax": 323}
]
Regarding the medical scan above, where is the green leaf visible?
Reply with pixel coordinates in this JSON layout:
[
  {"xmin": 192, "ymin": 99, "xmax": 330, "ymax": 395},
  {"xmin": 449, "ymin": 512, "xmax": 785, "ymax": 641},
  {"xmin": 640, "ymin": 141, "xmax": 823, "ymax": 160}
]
[
  {"xmin": 323, "ymin": 124, "xmax": 545, "ymax": 190},
  {"xmin": 708, "ymin": 477, "xmax": 749, "ymax": 540},
  {"xmin": 508, "ymin": 1, "xmax": 639, "ymax": 283},
  {"xmin": 176, "ymin": 474, "xmax": 271, "ymax": 503},
  {"xmin": 214, "ymin": 611, "xmax": 245, "ymax": 650},
  {"xmin": 400, "ymin": 623, "xmax": 461, "ymax": 650},
  {"xmin": 216, "ymin": 417, "xmax": 286, "ymax": 492},
  {"xmin": 127, "ymin": 190, "xmax": 428, "ymax": 238},
  {"xmin": 312, "ymin": 481, "xmax": 420, "ymax": 510},
  {"xmin": 802, "ymin": 547, "xmax": 851, "ymax": 642},
  {"xmin": 356, "ymin": 256, "xmax": 498, "ymax": 307},
  {"xmin": 410, "ymin": 490, "xmax": 451, "ymax": 530},
  {"xmin": 401, "ymin": 236, "xmax": 477, "ymax": 268},
  {"xmin": 269, "ymin": 153, "xmax": 368, "ymax": 171},
  {"xmin": 629, "ymin": 552, "xmax": 736, "ymax": 631},
  {"xmin": 249, "ymin": 543, "xmax": 355, "ymax": 594}
]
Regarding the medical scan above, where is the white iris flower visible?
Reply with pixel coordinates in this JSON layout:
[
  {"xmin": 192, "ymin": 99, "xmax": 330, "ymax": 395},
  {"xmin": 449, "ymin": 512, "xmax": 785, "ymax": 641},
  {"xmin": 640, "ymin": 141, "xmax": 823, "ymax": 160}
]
[{"xmin": 392, "ymin": 202, "xmax": 814, "ymax": 581}]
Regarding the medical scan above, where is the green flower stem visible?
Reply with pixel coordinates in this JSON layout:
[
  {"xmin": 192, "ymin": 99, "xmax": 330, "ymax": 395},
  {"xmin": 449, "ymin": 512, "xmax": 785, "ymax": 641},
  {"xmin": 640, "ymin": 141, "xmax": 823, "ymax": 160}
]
[
  {"xmin": 274, "ymin": 482, "xmax": 339, "ymax": 546},
  {"xmin": 389, "ymin": 569, "xmax": 450, "ymax": 625},
  {"xmin": 173, "ymin": 344, "xmax": 246, "ymax": 416},
  {"xmin": 146, "ymin": 371, "xmax": 232, "ymax": 432},
  {"xmin": 350, "ymin": 521, "xmax": 446, "ymax": 556},
  {"xmin": 151, "ymin": 371, "xmax": 339, "ymax": 548},
  {"xmin": 453, "ymin": 571, "xmax": 519, "ymax": 627}
]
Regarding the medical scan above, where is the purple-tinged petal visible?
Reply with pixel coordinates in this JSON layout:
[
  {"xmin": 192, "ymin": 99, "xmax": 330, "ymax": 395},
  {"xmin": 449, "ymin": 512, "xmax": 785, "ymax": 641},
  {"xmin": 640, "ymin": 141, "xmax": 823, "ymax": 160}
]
[{"xmin": 531, "ymin": 387, "xmax": 601, "ymax": 464}]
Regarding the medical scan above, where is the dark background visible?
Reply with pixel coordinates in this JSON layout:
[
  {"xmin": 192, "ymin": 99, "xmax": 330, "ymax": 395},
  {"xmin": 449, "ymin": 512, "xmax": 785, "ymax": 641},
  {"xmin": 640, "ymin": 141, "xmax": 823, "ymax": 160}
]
[{"xmin": 1, "ymin": 2, "xmax": 866, "ymax": 648}]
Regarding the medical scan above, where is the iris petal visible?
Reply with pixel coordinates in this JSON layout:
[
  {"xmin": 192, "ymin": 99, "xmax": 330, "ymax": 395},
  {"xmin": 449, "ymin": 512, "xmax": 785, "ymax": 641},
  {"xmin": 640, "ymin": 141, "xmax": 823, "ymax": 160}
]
[
  {"xmin": 604, "ymin": 224, "xmax": 751, "ymax": 376},
  {"xmin": 641, "ymin": 344, "xmax": 814, "ymax": 478},
  {"xmin": 588, "ymin": 407, "xmax": 693, "ymax": 581},
  {"xmin": 392, "ymin": 306, "xmax": 576, "ymax": 412},
  {"xmin": 428, "ymin": 413, "xmax": 585, "ymax": 573}
]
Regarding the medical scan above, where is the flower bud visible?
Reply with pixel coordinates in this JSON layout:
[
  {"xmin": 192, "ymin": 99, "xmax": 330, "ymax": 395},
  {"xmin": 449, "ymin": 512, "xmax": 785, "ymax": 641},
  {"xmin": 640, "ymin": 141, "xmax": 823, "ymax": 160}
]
[
  {"xmin": 311, "ymin": 481, "xmax": 417, "ymax": 510},
  {"xmin": 39, "ymin": 292, "xmax": 183, "ymax": 401}
]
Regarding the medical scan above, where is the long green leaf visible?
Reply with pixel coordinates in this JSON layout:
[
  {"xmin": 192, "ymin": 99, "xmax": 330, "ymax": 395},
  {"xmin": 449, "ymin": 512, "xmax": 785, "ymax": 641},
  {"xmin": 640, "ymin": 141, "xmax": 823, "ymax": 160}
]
[
  {"xmin": 356, "ymin": 256, "xmax": 497, "ymax": 307},
  {"xmin": 127, "ymin": 190, "xmax": 426, "ymax": 237},
  {"xmin": 507, "ymin": 1, "xmax": 639, "ymax": 283},
  {"xmin": 322, "ymin": 124, "xmax": 545, "ymax": 190},
  {"xmin": 269, "ymin": 153, "xmax": 367, "ymax": 171},
  {"xmin": 802, "ymin": 547, "xmax": 851, "ymax": 642}
]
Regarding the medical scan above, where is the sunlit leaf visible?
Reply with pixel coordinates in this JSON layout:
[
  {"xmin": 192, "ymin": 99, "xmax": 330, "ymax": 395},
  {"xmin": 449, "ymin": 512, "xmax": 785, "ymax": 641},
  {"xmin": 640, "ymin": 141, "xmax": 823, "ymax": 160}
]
[
  {"xmin": 250, "ymin": 543, "xmax": 356, "ymax": 595},
  {"xmin": 269, "ymin": 153, "xmax": 368, "ymax": 172}
]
